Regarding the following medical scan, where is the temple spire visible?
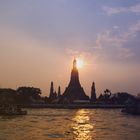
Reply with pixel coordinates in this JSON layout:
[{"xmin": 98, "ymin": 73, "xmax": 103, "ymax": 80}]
[
  {"xmin": 73, "ymin": 58, "xmax": 77, "ymax": 70},
  {"xmin": 49, "ymin": 81, "xmax": 57, "ymax": 101},
  {"xmin": 49, "ymin": 81, "xmax": 54, "ymax": 99},
  {"xmin": 70, "ymin": 58, "xmax": 80, "ymax": 86},
  {"xmin": 62, "ymin": 58, "xmax": 89, "ymax": 101},
  {"xmin": 91, "ymin": 82, "xmax": 97, "ymax": 102},
  {"xmin": 58, "ymin": 86, "xmax": 61, "ymax": 97}
]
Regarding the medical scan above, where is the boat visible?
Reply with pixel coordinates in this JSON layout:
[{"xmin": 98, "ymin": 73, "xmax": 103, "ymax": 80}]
[
  {"xmin": 0, "ymin": 104, "xmax": 27, "ymax": 116},
  {"xmin": 122, "ymin": 107, "xmax": 140, "ymax": 115},
  {"xmin": 121, "ymin": 102, "xmax": 140, "ymax": 115},
  {"xmin": 121, "ymin": 97, "xmax": 140, "ymax": 115}
]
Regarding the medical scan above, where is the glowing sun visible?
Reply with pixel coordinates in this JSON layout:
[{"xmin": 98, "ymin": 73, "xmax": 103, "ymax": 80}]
[{"xmin": 77, "ymin": 58, "xmax": 84, "ymax": 69}]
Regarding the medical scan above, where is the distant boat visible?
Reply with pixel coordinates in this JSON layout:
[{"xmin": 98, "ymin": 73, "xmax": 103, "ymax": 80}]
[
  {"xmin": 122, "ymin": 107, "xmax": 140, "ymax": 115},
  {"xmin": 0, "ymin": 105, "xmax": 27, "ymax": 116},
  {"xmin": 121, "ymin": 100, "xmax": 140, "ymax": 115}
]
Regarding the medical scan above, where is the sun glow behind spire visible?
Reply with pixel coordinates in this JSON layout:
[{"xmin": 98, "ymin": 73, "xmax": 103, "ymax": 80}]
[{"xmin": 76, "ymin": 58, "xmax": 84, "ymax": 69}]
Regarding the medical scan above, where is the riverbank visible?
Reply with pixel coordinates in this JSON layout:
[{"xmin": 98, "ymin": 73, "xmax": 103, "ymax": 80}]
[{"xmin": 21, "ymin": 104, "xmax": 126, "ymax": 109}]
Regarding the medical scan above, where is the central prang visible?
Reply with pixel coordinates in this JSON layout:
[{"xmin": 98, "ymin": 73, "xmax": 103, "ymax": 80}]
[{"xmin": 62, "ymin": 59, "xmax": 89, "ymax": 102}]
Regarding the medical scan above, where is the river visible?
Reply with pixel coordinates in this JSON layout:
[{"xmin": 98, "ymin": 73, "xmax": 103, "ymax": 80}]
[{"xmin": 0, "ymin": 109, "xmax": 139, "ymax": 140}]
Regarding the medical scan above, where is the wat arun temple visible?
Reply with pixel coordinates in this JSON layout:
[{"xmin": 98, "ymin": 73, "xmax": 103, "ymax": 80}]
[
  {"xmin": 62, "ymin": 59, "xmax": 89, "ymax": 101},
  {"xmin": 49, "ymin": 58, "xmax": 96, "ymax": 103}
]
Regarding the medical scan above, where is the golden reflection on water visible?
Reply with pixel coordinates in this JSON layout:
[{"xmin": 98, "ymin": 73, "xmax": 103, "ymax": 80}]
[{"xmin": 72, "ymin": 109, "xmax": 95, "ymax": 140}]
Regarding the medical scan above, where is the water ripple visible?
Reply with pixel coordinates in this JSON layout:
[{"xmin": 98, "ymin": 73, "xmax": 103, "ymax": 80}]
[{"xmin": 0, "ymin": 109, "xmax": 139, "ymax": 140}]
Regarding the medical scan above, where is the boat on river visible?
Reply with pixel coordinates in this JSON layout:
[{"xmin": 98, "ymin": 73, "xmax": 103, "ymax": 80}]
[
  {"xmin": 0, "ymin": 105, "xmax": 27, "ymax": 115},
  {"xmin": 121, "ymin": 100, "xmax": 140, "ymax": 115},
  {"xmin": 122, "ymin": 107, "xmax": 140, "ymax": 115}
]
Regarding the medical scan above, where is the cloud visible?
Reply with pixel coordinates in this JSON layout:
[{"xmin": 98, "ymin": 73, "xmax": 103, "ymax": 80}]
[
  {"xmin": 65, "ymin": 19, "xmax": 140, "ymax": 60},
  {"xmin": 66, "ymin": 48, "xmax": 94, "ymax": 61},
  {"xmin": 94, "ymin": 20, "xmax": 140, "ymax": 59},
  {"xmin": 103, "ymin": 3, "xmax": 140, "ymax": 15},
  {"xmin": 66, "ymin": 48, "xmax": 99, "ymax": 69}
]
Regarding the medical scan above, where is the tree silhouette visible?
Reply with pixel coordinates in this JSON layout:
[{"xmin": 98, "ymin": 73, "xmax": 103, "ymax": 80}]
[{"xmin": 17, "ymin": 87, "xmax": 42, "ymax": 104}]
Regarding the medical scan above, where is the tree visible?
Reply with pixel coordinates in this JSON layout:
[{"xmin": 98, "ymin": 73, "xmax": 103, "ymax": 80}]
[
  {"xmin": 0, "ymin": 88, "xmax": 18, "ymax": 105},
  {"xmin": 17, "ymin": 87, "xmax": 42, "ymax": 104}
]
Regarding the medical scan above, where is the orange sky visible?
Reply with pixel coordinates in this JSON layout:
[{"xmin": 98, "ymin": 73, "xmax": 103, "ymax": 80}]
[{"xmin": 0, "ymin": 28, "xmax": 140, "ymax": 96}]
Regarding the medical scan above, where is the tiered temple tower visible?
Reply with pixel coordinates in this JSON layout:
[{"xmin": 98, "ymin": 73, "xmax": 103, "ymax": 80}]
[
  {"xmin": 63, "ymin": 59, "xmax": 89, "ymax": 101},
  {"xmin": 58, "ymin": 86, "xmax": 61, "ymax": 98},
  {"xmin": 90, "ymin": 82, "xmax": 97, "ymax": 102},
  {"xmin": 49, "ymin": 82, "xmax": 57, "ymax": 101}
]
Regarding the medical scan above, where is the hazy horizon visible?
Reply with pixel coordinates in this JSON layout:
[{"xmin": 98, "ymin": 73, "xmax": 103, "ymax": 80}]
[{"xmin": 0, "ymin": 0, "xmax": 140, "ymax": 96}]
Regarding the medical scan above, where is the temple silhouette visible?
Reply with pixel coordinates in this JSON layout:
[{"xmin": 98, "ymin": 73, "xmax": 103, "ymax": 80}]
[
  {"xmin": 62, "ymin": 59, "xmax": 89, "ymax": 101},
  {"xmin": 90, "ymin": 82, "xmax": 97, "ymax": 102}
]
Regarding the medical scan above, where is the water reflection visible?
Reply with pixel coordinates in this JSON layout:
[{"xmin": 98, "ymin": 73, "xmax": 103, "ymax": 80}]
[
  {"xmin": 72, "ymin": 109, "xmax": 95, "ymax": 140},
  {"xmin": 0, "ymin": 109, "xmax": 139, "ymax": 140}
]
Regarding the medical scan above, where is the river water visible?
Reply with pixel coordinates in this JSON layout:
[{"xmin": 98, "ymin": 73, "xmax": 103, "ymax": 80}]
[{"xmin": 0, "ymin": 109, "xmax": 139, "ymax": 140}]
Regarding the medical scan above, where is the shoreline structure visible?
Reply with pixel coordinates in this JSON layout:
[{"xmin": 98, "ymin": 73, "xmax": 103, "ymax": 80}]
[{"xmin": 22, "ymin": 104, "xmax": 125, "ymax": 109}]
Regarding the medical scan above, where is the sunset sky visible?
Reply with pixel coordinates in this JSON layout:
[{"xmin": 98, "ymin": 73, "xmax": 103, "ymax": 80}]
[{"xmin": 0, "ymin": 0, "xmax": 140, "ymax": 96}]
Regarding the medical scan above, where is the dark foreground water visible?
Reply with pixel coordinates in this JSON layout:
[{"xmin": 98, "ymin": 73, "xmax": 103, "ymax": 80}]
[{"xmin": 0, "ymin": 109, "xmax": 140, "ymax": 140}]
